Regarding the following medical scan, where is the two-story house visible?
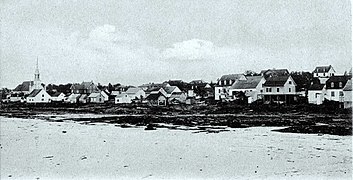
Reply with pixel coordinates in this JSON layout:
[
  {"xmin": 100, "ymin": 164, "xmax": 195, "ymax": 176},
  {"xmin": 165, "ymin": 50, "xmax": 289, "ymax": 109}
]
[
  {"xmin": 259, "ymin": 75, "xmax": 297, "ymax": 104},
  {"xmin": 313, "ymin": 65, "xmax": 336, "ymax": 84},
  {"xmin": 215, "ymin": 74, "xmax": 247, "ymax": 101},
  {"xmin": 229, "ymin": 76, "xmax": 266, "ymax": 103},
  {"xmin": 324, "ymin": 76, "xmax": 349, "ymax": 102}
]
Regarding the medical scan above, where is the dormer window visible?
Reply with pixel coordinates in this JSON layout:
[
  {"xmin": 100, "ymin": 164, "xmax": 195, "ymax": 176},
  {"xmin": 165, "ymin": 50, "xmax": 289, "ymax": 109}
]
[
  {"xmin": 339, "ymin": 82, "xmax": 342, "ymax": 88},
  {"xmin": 331, "ymin": 82, "xmax": 334, "ymax": 88}
]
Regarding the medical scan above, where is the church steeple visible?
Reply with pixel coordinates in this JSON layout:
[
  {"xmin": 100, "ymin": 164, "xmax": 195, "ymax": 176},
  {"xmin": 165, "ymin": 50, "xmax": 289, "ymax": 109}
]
[{"xmin": 34, "ymin": 57, "xmax": 41, "ymax": 89}]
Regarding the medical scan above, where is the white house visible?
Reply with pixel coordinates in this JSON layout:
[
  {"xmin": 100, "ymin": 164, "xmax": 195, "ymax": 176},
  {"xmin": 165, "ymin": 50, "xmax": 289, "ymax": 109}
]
[
  {"xmin": 88, "ymin": 93, "xmax": 104, "ymax": 103},
  {"xmin": 115, "ymin": 92, "xmax": 132, "ymax": 104},
  {"xmin": 26, "ymin": 89, "xmax": 51, "ymax": 103},
  {"xmin": 343, "ymin": 79, "xmax": 352, "ymax": 108},
  {"xmin": 215, "ymin": 74, "xmax": 247, "ymax": 101},
  {"xmin": 50, "ymin": 92, "xmax": 65, "ymax": 102},
  {"xmin": 168, "ymin": 92, "xmax": 187, "ymax": 104},
  {"xmin": 313, "ymin": 65, "xmax": 336, "ymax": 78},
  {"xmin": 146, "ymin": 92, "xmax": 167, "ymax": 106},
  {"xmin": 67, "ymin": 93, "xmax": 80, "ymax": 103},
  {"xmin": 324, "ymin": 76, "xmax": 349, "ymax": 102},
  {"xmin": 162, "ymin": 86, "xmax": 181, "ymax": 97},
  {"xmin": 125, "ymin": 87, "xmax": 146, "ymax": 100},
  {"xmin": 229, "ymin": 76, "xmax": 266, "ymax": 103},
  {"xmin": 101, "ymin": 90, "xmax": 110, "ymax": 101},
  {"xmin": 259, "ymin": 75, "xmax": 297, "ymax": 104},
  {"xmin": 307, "ymin": 84, "xmax": 326, "ymax": 105}
]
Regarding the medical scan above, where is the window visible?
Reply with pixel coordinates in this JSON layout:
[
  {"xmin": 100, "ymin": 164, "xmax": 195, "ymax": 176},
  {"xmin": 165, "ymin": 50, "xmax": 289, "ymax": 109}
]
[
  {"xmin": 339, "ymin": 82, "xmax": 342, "ymax": 88},
  {"xmin": 331, "ymin": 82, "xmax": 334, "ymax": 88},
  {"xmin": 42, "ymin": 99, "xmax": 44, "ymax": 101},
  {"xmin": 42, "ymin": 94, "xmax": 44, "ymax": 97},
  {"xmin": 315, "ymin": 93, "xmax": 320, "ymax": 98},
  {"xmin": 339, "ymin": 91, "xmax": 344, "ymax": 96},
  {"xmin": 260, "ymin": 90, "xmax": 263, "ymax": 93},
  {"xmin": 289, "ymin": 88, "xmax": 291, "ymax": 92},
  {"xmin": 331, "ymin": 91, "xmax": 335, "ymax": 97},
  {"xmin": 218, "ymin": 89, "xmax": 221, "ymax": 93},
  {"xmin": 332, "ymin": 73, "xmax": 334, "ymax": 76},
  {"xmin": 288, "ymin": 81, "xmax": 292, "ymax": 85},
  {"xmin": 277, "ymin": 88, "xmax": 279, "ymax": 92},
  {"xmin": 323, "ymin": 73, "xmax": 325, "ymax": 76},
  {"xmin": 117, "ymin": 99, "xmax": 119, "ymax": 102}
]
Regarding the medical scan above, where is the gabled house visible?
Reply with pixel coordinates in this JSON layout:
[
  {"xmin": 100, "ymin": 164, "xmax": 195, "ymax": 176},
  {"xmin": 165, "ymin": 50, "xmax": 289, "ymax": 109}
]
[
  {"xmin": 101, "ymin": 90, "xmax": 110, "ymax": 102},
  {"xmin": 79, "ymin": 94, "xmax": 88, "ymax": 103},
  {"xmin": 70, "ymin": 81, "xmax": 100, "ymax": 94},
  {"xmin": 146, "ymin": 92, "xmax": 167, "ymax": 106},
  {"xmin": 168, "ymin": 92, "xmax": 187, "ymax": 104},
  {"xmin": 115, "ymin": 92, "xmax": 132, "ymax": 104},
  {"xmin": 324, "ymin": 76, "xmax": 349, "ymax": 102},
  {"xmin": 343, "ymin": 79, "xmax": 352, "ymax": 108},
  {"xmin": 88, "ymin": 92, "xmax": 104, "ymax": 103},
  {"xmin": 146, "ymin": 87, "xmax": 168, "ymax": 97},
  {"xmin": 308, "ymin": 84, "xmax": 326, "ymax": 105},
  {"xmin": 259, "ymin": 75, "xmax": 297, "ymax": 104},
  {"xmin": 313, "ymin": 65, "xmax": 336, "ymax": 78},
  {"xmin": 229, "ymin": 76, "xmax": 266, "ymax": 103},
  {"xmin": 215, "ymin": 74, "xmax": 247, "ymax": 101},
  {"xmin": 50, "ymin": 92, "xmax": 65, "ymax": 102},
  {"xmin": 26, "ymin": 89, "xmax": 51, "ymax": 103},
  {"xmin": 313, "ymin": 65, "xmax": 336, "ymax": 84},
  {"xmin": 163, "ymin": 86, "xmax": 182, "ymax": 97},
  {"xmin": 125, "ymin": 87, "xmax": 146, "ymax": 100},
  {"xmin": 67, "ymin": 93, "xmax": 81, "ymax": 103}
]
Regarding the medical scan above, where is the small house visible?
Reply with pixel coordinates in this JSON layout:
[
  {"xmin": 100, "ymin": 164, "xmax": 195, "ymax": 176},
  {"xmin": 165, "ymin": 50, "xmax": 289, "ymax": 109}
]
[
  {"xmin": 308, "ymin": 84, "xmax": 326, "ymax": 105},
  {"xmin": 50, "ymin": 92, "xmax": 65, "ymax": 102},
  {"xmin": 88, "ymin": 92, "xmax": 104, "ymax": 103},
  {"xmin": 115, "ymin": 92, "xmax": 132, "ymax": 104},
  {"xmin": 324, "ymin": 76, "xmax": 349, "ymax": 102},
  {"xmin": 146, "ymin": 92, "xmax": 167, "ymax": 106}
]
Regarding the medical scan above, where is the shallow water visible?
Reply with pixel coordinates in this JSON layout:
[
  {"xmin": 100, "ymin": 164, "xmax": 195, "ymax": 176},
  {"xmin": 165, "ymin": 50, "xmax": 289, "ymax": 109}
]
[{"xmin": 1, "ymin": 116, "xmax": 352, "ymax": 179}]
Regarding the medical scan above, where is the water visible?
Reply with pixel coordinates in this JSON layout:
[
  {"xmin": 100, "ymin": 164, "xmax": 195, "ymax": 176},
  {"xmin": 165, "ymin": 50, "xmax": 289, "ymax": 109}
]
[{"xmin": 1, "ymin": 116, "xmax": 352, "ymax": 179}]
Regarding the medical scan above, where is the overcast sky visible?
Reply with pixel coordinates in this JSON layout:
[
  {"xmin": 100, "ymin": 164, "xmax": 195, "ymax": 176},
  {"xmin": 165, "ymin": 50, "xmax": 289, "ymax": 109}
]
[{"xmin": 1, "ymin": 0, "xmax": 351, "ymax": 88}]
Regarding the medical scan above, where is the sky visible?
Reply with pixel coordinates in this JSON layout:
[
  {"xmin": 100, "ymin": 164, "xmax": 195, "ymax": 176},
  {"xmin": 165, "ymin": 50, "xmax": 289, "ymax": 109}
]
[{"xmin": 0, "ymin": 0, "xmax": 351, "ymax": 88}]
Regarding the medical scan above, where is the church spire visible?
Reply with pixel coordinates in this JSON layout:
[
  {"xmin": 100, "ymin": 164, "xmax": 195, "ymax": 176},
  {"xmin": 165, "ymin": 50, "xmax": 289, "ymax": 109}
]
[{"xmin": 34, "ymin": 57, "xmax": 41, "ymax": 89}]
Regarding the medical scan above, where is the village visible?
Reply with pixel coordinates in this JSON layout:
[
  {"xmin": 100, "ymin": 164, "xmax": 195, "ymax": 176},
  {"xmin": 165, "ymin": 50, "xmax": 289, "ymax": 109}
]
[{"xmin": 0, "ymin": 60, "xmax": 352, "ymax": 110}]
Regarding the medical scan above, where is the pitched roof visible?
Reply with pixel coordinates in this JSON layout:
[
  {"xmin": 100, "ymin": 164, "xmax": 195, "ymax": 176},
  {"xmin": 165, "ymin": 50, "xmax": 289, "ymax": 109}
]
[
  {"xmin": 313, "ymin": 65, "xmax": 335, "ymax": 73},
  {"xmin": 219, "ymin": 74, "xmax": 245, "ymax": 81},
  {"xmin": 28, "ymin": 89, "xmax": 42, "ymax": 97},
  {"xmin": 343, "ymin": 79, "xmax": 352, "ymax": 91},
  {"xmin": 146, "ymin": 92, "xmax": 166, "ymax": 100},
  {"xmin": 308, "ymin": 84, "xmax": 325, "ymax": 90},
  {"xmin": 115, "ymin": 92, "xmax": 130, "ymax": 98},
  {"xmin": 190, "ymin": 80, "xmax": 206, "ymax": 84},
  {"xmin": 14, "ymin": 81, "xmax": 34, "ymax": 91},
  {"xmin": 230, "ymin": 76, "xmax": 263, "ymax": 89},
  {"xmin": 163, "ymin": 86, "xmax": 177, "ymax": 94},
  {"xmin": 88, "ymin": 92, "xmax": 102, "ymax": 98},
  {"xmin": 126, "ymin": 87, "xmax": 143, "ymax": 94},
  {"xmin": 263, "ymin": 75, "xmax": 290, "ymax": 87},
  {"xmin": 325, "ymin": 76, "xmax": 349, "ymax": 89},
  {"xmin": 50, "ymin": 92, "xmax": 64, "ymax": 97}
]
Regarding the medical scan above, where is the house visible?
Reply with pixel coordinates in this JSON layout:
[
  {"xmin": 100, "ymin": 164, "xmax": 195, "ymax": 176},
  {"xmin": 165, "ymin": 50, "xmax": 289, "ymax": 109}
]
[
  {"xmin": 125, "ymin": 87, "xmax": 146, "ymax": 100},
  {"xmin": 307, "ymin": 84, "xmax": 326, "ymax": 105},
  {"xmin": 138, "ymin": 82, "xmax": 170, "ymax": 91},
  {"xmin": 50, "ymin": 92, "xmax": 65, "ymax": 102},
  {"xmin": 324, "ymin": 76, "xmax": 349, "ymax": 102},
  {"xmin": 67, "ymin": 93, "xmax": 81, "ymax": 103},
  {"xmin": 168, "ymin": 92, "xmax": 187, "ymax": 104},
  {"xmin": 70, "ymin": 81, "xmax": 100, "ymax": 94},
  {"xmin": 313, "ymin": 65, "xmax": 336, "ymax": 78},
  {"xmin": 115, "ymin": 92, "xmax": 132, "ymax": 104},
  {"xmin": 9, "ymin": 93, "xmax": 25, "ymax": 102},
  {"xmin": 146, "ymin": 87, "xmax": 168, "ymax": 97},
  {"xmin": 343, "ymin": 79, "xmax": 352, "ymax": 108},
  {"xmin": 146, "ymin": 92, "xmax": 167, "ymax": 106},
  {"xmin": 313, "ymin": 65, "xmax": 336, "ymax": 84},
  {"xmin": 26, "ymin": 89, "xmax": 51, "ymax": 103},
  {"xmin": 163, "ymin": 86, "xmax": 182, "ymax": 97},
  {"xmin": 259, "ymin": 75, "xmax": 297, "ymax": 104},
  {"xmin": 101, "ymin": 90, "xmax": 110, "ymax": 101},
  {"xmin": 215, "ymin": 74, "xmax": 247, "ymax": 101},
  {"xmin": 88, "ymin": 92, "xmax": 104, "ymax": 103},
  {"xmin": 260, "ymin": 69, "xmax": 290, "ymax": 79},
  {"xmin": 79, "ymin": 94, "xmax": 88, "ymax": 103},
  {"xmin": 229, "ymin": 76, "xmax": 266, "ymax": 103}
]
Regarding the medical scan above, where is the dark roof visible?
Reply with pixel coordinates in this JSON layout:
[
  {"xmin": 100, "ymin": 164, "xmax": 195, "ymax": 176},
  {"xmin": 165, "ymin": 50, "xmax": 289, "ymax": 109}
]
[
  {"xmin": 326, "ymin": 76, "xmax": 349, "ymax": 89},
  {"xmin": 14, "ymin": 81, "xmax": 34, "ymax": 91},
  {"xmin": 219, "ymin": 74, "xmax": 245, "ymax": 81},
  {"xmin": 146, "ymin": 92, "xmax": 165, "ymax": 100},
  {"xmin": 163, "ymin": 86, "xmax": 177, "ymax": 94},
  {"xmin": 313, "ymin": 65, "xmax": 335, "ymax": 73},
  {"xmin": 28, "ymin": 89, "xmax": 42, "ymax": 97},
  {"xmin": 308, "ymin": 84, "xmax": 325, "ymax": 90},
  {"xmin": 49, "ymin": 92, "xmax": 63, "ymax": 97},
  {"xmin": 260, "ymin": 69, "xmax": 289, "ymax": 76},
  {"xmin": 231, "ymin": 76, "xmax": 263, "ymax": 89},
  {"xmin": 263, "ymin": 76, "xmax": 290, "ymax": 87},
  {"xmin": 190, "ymin": 80, "xmax": 206, "ymax": 84},
  {"xmin": 343, "ymin": 79, "xmax": 352, "ymax": 91}
]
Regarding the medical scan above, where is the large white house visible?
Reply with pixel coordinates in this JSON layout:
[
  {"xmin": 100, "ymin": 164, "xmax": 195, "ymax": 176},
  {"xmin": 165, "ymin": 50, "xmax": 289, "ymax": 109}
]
[
  {"xmin": 215, "ymin": 74, "xmax": 247, "ymax": 101},
  {"xmin": 26, "ymin": 89, "xmax": 51, "ymax": 103},
  {"xmin": 313, "ymin": 65, "xmax": 336, "ymax": 84},
  {"xmin": 259, "ymin": 75, "xmax": 297, "ymax": 104},
  {"xmin": 125, "ymin": 87, "xmax": 146, "ymax": 100},
  {"xmin": 115, "ymin": 92, "xmax": 132, "ymax": 104},
  {"xmin": 229, "ymin": 76, "xmax": 266, "ymax": 103}
]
